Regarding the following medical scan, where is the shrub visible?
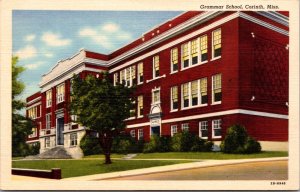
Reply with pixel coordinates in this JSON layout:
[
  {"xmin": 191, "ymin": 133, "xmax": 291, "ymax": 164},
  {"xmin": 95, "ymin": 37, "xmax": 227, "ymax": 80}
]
[
  {"xmin": 220, "ymin": 124, "xmax": 261, "ymax": 154},
  {"xmin": 27, "ymin": 142, "xmax": 40, "ymax": 155},
  {"xmin": 130, "ymin": 139, "xmax": 144, "ymax": 153},
  {"xmin": 80, "ymin": 134, "xmax": 102, "ymax": 156},
  {"xmin": 191, "ymin": 139, "xmax": 214, "ymax": 152},
  {"xmin": 143, "ymin": 135, "xmax": 161, "ymax": 153},
  {"xmin": 158, "ymin": 136, "xmax": 171, "ymax": 152},
  {"xmin": 170, "ymin": 133, "xmax": 182, "ymax": 152}
]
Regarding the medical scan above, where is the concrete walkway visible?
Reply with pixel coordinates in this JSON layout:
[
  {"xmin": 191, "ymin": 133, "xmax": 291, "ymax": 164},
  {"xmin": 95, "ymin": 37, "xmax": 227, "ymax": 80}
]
[{"xmin": 63, "ymin": 157, "xmax": 287, "ymax": 181}]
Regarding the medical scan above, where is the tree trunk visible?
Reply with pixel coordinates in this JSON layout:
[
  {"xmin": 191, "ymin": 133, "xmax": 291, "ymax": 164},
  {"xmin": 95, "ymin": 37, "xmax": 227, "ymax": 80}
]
[
  {"xmin": 99, "ymin": 132, "xmax": 113, "ymax": 164},
  {"xmin": 104, "ymin": 151, "xmax": 112, "ymax": 164}
]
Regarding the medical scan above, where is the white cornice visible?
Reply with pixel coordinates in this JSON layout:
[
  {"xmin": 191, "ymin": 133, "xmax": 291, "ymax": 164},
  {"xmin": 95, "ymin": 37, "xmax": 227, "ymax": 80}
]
[
  {"xmin": 26, "ymin": 97, "xmax": 41, "ymax": 106},
  {"xmin": 26, "ymin": 101, "xmax": 41, "ymax": 109}
]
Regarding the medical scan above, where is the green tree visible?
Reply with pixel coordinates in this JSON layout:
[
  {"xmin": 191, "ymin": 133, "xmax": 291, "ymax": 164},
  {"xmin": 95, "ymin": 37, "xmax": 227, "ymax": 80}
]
[
  {"xmin": 12, "ymin": 56, "xmax": 33, "ymax": 157},
  {"xmin": 70, "ymin": 73, "xmax": 134, "ymax": 164}
]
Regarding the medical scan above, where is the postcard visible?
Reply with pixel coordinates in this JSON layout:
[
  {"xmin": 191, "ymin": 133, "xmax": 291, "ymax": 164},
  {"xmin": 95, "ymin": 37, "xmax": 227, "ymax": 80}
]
[{"xmin": 0, "ymin": 0, "xmax": 299, "ymax": 190}]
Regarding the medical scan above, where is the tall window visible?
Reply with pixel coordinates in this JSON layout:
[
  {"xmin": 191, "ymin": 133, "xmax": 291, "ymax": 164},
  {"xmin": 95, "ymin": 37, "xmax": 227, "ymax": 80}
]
[
  {"xmin": 130, "ymin": 99, "xmax": 136, "ymax": 118},
  {"xmin": 212, "ymin": 29, "xmax": 222, "ymax": 58},
  {"xmin": 138, "ymin": 129, "xmax": 143, "ymax": 140},
  {"xmin": 126, "ymin": 68, "xmax": 131, "ymax": 86},
  {"xmin": 212, "ymin": 74, "xmax": 222, "ymax": 104},
  {"xmin": 113, "ymin": 73, "xmax": 119, "ymax": 86},
  {"xmin": 182, "ymin": 123, "xmax": 189, "ymax": 131},
  {"xmin": 138, "ymin": 62, "xmax": 143, "ymax": 84},
  {"xmin": 131, "ymin": 65, "xmax": 136, "ymax": 85},
  {"xmin": 130, "ymin": 130, "xmax": 136, "ymax": 138},
  {"xmin": 153, "ymin": 55, "xmax": 159, "ymax": 78},
  {"xmin": 191, "ymin": 38, "xmax": 198, "ymax": 65},
  {"xmin": 200, "ymin": 35, "xmax": 208, "ymax": 62},
  {"xmin": 199, "ymin": 121, "xmax": 208, "ymax": 139},
  {"xmin": 191, "ymin": 80, "xmax": 198, "ymax": 106},
  {"xmin": 137, "ymin": 96, "xmax": 143, "ymax": 117},
  {"xmin": 182, "ymin": 42, "xmax": 189, "ymax": 68},
  {"xmin": 182, "ymin": 83, "xmax": 189, "ymax": 108},
  {"xmin": 171, "ymin": 48, "xmax": 178, "ymax": 72},
  {"xmin": 171, "ymin": 125, "xmax": 177, "ymax": 137},
  {"xmin": 171, "ymin": 86, "xmax": 178, "ymax": 111},
  {"xmin": 29, "ymin": 127, "xmax": 37, "ymax": 138},
  {"xmin": 212, "ymin": 119, "xmax": 222, "ymax": 138},
  {"xmin": 46, "ymin": 113, "xmax": 51, "ymax": 129},
  {"xmin": 152, "ymin": 89, "xmax": 160, "ymax": 104},
  {"xmin": 46, "ymin": 90, "xmax": 52, "ymax": 108},
  {"xmin": 120, "ymin": 69, "xmax": 125, "ymax": 84},
  {"xmin": 28, "ymin": 106, "xmax": 37, "ymax": 119},
  {"xmin": 200, "ymin": 78, "xmax": 208, "ymax": 104},
  {"xmin": 70, "ymin": 133, "xmax": 78, "ymax": 146},
  {"xmin": 56, "ymin": 83, "xmax": 65, "ymax": 103}
]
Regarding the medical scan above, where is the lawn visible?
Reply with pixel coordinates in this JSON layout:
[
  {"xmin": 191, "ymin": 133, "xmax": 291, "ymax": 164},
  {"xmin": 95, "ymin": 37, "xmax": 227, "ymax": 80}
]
[
  {"xmin": 133, "ymin": 151, "xmax": 288, "ymax": 160},
  {"xmin": 12, "ymin": 159, "xmax": 190, "ymax": 178},
  {"xmin": 83, "ymin": 154, "xmax": 125, "ymax": 159}
]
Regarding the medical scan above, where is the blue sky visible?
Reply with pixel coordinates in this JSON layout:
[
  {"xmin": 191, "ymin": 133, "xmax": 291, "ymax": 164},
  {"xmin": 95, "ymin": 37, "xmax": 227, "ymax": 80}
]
[{"xmin": 13, "ymin": 10, "xmax": 182, "ymax": 100}]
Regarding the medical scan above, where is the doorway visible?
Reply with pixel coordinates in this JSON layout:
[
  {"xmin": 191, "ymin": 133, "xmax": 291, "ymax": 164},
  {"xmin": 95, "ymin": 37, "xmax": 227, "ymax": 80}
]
[{"xmin": 57, "ymin": 117, "xmax": 64, "ymax": 145}]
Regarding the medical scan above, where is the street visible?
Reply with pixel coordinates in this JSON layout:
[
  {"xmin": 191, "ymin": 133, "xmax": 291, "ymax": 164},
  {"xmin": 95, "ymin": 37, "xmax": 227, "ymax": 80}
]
[{"xmin": 104, "ymin": 160, "xmax": 287, "ymax": 180}]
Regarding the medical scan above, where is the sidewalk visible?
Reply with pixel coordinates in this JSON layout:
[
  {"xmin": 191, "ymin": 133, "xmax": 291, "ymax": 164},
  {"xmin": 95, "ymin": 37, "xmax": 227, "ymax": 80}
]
[{"xmin": 63, "ymin": 157, "xmax": 288, "ymax": 181}]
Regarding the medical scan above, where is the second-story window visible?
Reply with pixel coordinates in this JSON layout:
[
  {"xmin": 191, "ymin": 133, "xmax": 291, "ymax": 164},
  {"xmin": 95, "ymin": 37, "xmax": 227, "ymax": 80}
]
[
  {"xmin": 137, "ymin": 95, "xmax": 143, "ymax": 117},
  {"xmin": 46, "ymin": 113, "xmax": 51, "ymax": 129},
  {"xmin": 171, "ymin": 48, "xmax": 178, "ymax": 72},
  {"xmin": 191, "ymin": 38, "xmax": 198, "ymax": 65},
  {"xmin": 200, "ymin": 78, "xmax": 208, "ymax": 104},
  {"xmin": 137, "ymin": 62, "xmax": 143, "ymax": 84},
  {"xmin": 114, "ymin": 73, "xmax": 118, "ymax": 86},
  {"xmin": 131, "ymin": 65, "xmax": 136, "ymax": 85},
  {"xmin": 191, "ymin": 80, "xmax": 198, "ymax": 106},
  {"xmin": 130, "ymin": 99, "xmax": 136, "ymax": 118},
  {"xmin": 46, "ymin": 90, "xmax": 52, "ymax": 108},
  {"xmin": 152, "ymin": 88, "xmax": 160, "ymax": 104},
  {"xmin": 200, "ymin": 35, "xmax": 208, "ymax": 62},
  {"xmin": 120, "ymin": 69, "xmax": 125, "ymax": 84},
  {"xmin": 126, "ymin": 68, "xmax": 131, "ymax": 86},
  {"xmin": 182, "ymin": 42, "xmax": 189, "ymax": 68},
  {"xmin": 56, "ymin": 83, "xmax": 65, "ymax": 103},
  {"xmin": 153, "ymin": 55, "xmax": 159, "ymax": 78},
  {"xmin": 212, "ymin": 74, "xmax": 222, "ymax": 104},
  {"xmin": 212, "ymin": 28, "xmax": 222, "ymax": 58},
  {"xmin": 182, "ymin": 83, "xmax": 189, "ymax": 108},
  {"xmin": 171, "ymin": 86, "xmax": 178, "ymax": 111},
  {"xmin": 28, "ymin": 106, "xmax": 37, "ymax": 119}
]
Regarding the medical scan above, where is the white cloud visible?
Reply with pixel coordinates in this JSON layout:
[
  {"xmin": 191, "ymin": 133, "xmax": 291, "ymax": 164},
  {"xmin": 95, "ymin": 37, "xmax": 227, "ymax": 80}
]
[
  {"xmin": 44, "ymin": 53, "xmax": 53, "ymax": 58},
  {"xmin": 15, "ymin": 45, "xmax": 37, "ymax": 60},
  {"xmin": 24, "ymin": 61, "xmax": 44, "ymax": 70},
  {"xmin": 79, "ymin": 22, "xmax": 132, "ymax": 50},
  {"xmin": 24, "ymin": 34, "xmax": 36, "ymax": 42},
  {"xmin": 41, "ymin": 32, "xmax": 71, "ymax": 47},
  {"xmin": 102, "ymin": 23, "xmax": 119, "ymax": 33}
]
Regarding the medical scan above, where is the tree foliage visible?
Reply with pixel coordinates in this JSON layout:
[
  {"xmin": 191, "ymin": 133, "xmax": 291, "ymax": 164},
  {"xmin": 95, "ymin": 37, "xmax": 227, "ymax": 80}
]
[
  {"xmin": 70, "ymin": 73, "xmax": 134, "ymax": 164},
  {"xmin": 12, "ymin": 56, "xmax": 34, "ymax": 157}
]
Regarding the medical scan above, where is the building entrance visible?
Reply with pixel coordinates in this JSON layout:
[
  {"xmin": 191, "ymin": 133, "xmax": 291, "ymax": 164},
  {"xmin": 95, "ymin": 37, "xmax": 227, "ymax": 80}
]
[
  {"xmin": 151, "ymin": 126, "xmax": 160, "ymax": 136},
  {"xmin": 57, "ymin": 117, "xmax": 64, "ymax": 145}
]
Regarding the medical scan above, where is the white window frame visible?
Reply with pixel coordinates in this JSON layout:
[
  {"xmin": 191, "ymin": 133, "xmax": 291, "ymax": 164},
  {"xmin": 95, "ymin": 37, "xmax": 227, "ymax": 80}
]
[
  {"xmin": 199, "ymin": 121, "xmax": 208, "ymax": 139},
  {"xmin": 152, "ymin": 87, "xmax": 161, "ymax": 105},
  {"xmin": 170, "ymin": 47, "xmax": 179, "ymax": 73},
  {"xmin": 46, "ymin": 113, "xmax": 51, "ymax": 129},
  {"xmin": 170, "ymin": 86, "xmax": 179, "ymax": 112},
  {"xmin": 181, "ymin": 42, "xmax": 191, "ymax": 69},
  {"xmin": 46, "ymin": 90, "xmax": 52, "ymax": 108},
  {"xmin": 113, "ymin": 73, "xmax": 118, "ymax": 86},
  {"xmin": 200, "ymin": 34, "xmax": 208, "ymax": 63},
  {"xmin": 138, "ymin": 129, "xmax": 143, "ymax": 140},
  {"xmin": 137, "ymin": 95, "xmax": 143, "ymax": 118},
  {"xmin": 70, "ymin": 133, "xmax": 78, "ymax": 146},
  {"xmin": 181, "ymin": 82, "xmax": 190, "ymax": 109},
  {"xmin": 181, "ymin": 123, "xmax": 189, "ymax": 131},
  {"xmin": 212, "ymin": 119, "xmax": 222, "ymax": 139},
  {"xmin": 130, "ymin": 130, "xmax": 136, "ymax": 138},
  {"xmin": 200, "ymin": 77, "xmax": 208, "ymax": 105},
  {"xmin": 171, "ymin": 125, "xmax": 178, "ymax": 137},
  {"xmin": 212, "ymin": 74, "xmax": 222, "ymax": 105},
  {"xmin": 212, "ymin": 28, "xmax": 222, "ymax": 60},
  {"xmin": 191, "ymin": 37, "xmax": 199, "ymax": 65},
  {"xmin": 137, "ymin": 62, "xmax": 144, "ymax": 84},
  {"xmin": 56, "ymin": 83, "xmax": 65, "ymax": 104},
  {"xmin": 28, "ymin": 106, "xmax": 38, "ymax": 119},
  {"xmin": 152, "ymin": 55, "xmax": 160, "ymax": 79}
]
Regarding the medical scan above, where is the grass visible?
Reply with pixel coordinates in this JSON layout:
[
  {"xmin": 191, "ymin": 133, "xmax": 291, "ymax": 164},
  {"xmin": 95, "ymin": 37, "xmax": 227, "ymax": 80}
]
[
  {"xmin": 12, "ymin": 159, "xmax": 190, "ymax": 178},
  {"xmin": 133, "ymin": 151, "xmax": 288, "ymax": 160},
  {"xmin": 83, "ymin": 154, "xmax": 125, "ymax": 159}
]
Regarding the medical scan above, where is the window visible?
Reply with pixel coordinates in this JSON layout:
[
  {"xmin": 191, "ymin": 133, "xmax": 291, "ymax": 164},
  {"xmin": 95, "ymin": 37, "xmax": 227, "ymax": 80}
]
[
  {"xmin": 130, "ymin": 99, "xmax": 136, "ymax": 118},
  {"xmin": 191, "ymin": 80, "xmax": 198, "ymax": 106},
  {"xmin": 171, "ymin": 125, "xmax": 177, "ymax": 137},
  {"xmin": 152, "ymin": 89, "xmax": 160, "ymax": 104},
  {"xmin": 212, "ymin": 74, "xmax": 222, "ymax": 104},
  {"xmin": 191, "ymin": 38, "xmax": 198, "ymax": 65},
  {"xmin": 130, "ymin": 130, "xmax": 136, "ymax": 138},
  {"xmin": 131, "ymin": 65, "xmax": 136, "ymax": 85},
  {"xmin": 212, "ymin": 29, "xmax": 222, "ymax": 58},
  {"xmin": 199, "ymin": 121, "xmax": 208, "ymax": 139},
  {"xmin": 46, "ymin": 90, "xmax": 52, "ymax": 108},
  {"xmin": 153, "ymin": 55, "xmax": 159, "ymax": 78},
  {"xmin": 137, "ymin": 62, "xmax": 143, "ymax": 84},
  {"xmin": 138, "ymin": 129, "xmax": 143, "ymax": 140},
  {"xmin": 120, "ymin": 69, "xmax": 125, "ymax": 84},
  {"xmin": 171, "ymin": 86, "xmax": 178, "ymax": 111},
  {"xmin": 46, "ymin": 113, "xmax": 51, "ymax": 129},
  {"xmin": 56, "ymin": 83, "xmax": 65, "ymax": 103},
  {"xmin": 70, "ymin": 133, "xmax": 78, "ymax": 146},
  {"xmin": 182, "ymin": 123, "xmax": 189, "ymax": 131},
  {"xmin": 30, "ymin": 127, "xmax": 37, "ymax": 138},
  {"xmin": 200, "ymin": 78, "xmax": 208, "ymax": 104},
  {"xmin": 126, "ymin": 68, "xmax": 131, "ymax": 86},
  {"xmin": 171, "ymin": 48, "xmax": 178, "ymax": 72},
  {"xmin": 182, "ymin": 42, "xmax": 189, "ymax": 68},
  {"xmin": 28, "ymin": 106, "xmax": 37, "ymax": 119},
  {"xmin": 71, "ymin": 115, "xmax": 77, "ymax": 122},
  {"xmin": 200, "ymin": 35, "xmax": 208, "ymax": 62},
  {"xmin": 182, "ymin": 83, "xmax": 189, "ymax": 108},
  {"xmin": 114, "ymin": 73, "xmax": 119, "ymax": 86},
  {"xmin": 137, "ymin": 96, "xmax": 143, "ymax": 117},
  {"xmin": 212, "ymin": 119, "xmax": 222, "ymax": 138},
  {"xmin": 45, "ymin": 137, "xmax": 50, "ymax": 148}
]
